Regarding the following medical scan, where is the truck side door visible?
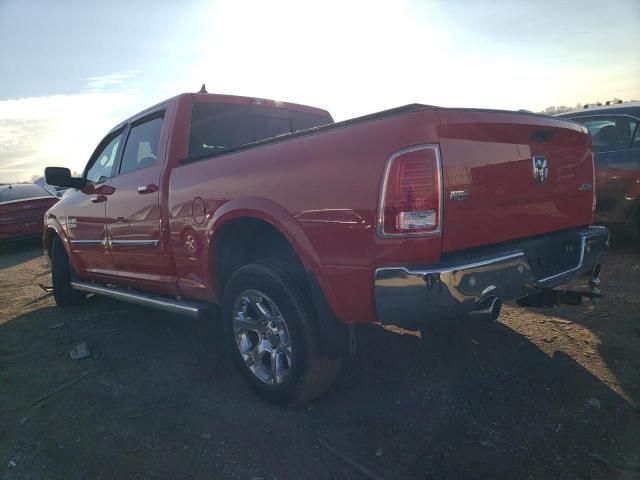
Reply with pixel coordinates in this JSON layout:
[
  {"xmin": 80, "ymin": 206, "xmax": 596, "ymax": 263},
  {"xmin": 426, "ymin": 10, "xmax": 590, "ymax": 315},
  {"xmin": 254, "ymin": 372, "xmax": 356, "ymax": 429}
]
[
  {"xmin": 65, "ymin": 129, "xmax": 123, "ymax": 279},
  {"xmin": 105, "ymin": 109, "xmax": 173, "ymax": 288}
]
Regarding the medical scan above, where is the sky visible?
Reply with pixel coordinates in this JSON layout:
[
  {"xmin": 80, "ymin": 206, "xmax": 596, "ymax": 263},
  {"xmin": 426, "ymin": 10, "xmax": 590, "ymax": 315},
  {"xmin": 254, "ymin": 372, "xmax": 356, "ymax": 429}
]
[{"xmin": 0, "ymin": 0, "xmax": 638, "ymax": 182}]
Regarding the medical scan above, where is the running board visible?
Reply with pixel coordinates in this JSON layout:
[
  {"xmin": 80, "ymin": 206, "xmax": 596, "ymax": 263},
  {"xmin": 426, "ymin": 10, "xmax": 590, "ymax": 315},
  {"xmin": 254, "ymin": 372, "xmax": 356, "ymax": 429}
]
[{"xmin": 70, "ymin": 281, "xmax": 209, "ymax": 318}]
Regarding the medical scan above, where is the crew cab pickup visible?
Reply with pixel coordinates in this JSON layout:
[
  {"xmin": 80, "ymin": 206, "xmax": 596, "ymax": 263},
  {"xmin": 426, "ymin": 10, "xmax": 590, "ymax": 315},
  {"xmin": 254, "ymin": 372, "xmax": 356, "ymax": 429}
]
[{"xmin": 44, "ymin": 91, "xmax": 608, "ymax": 404}]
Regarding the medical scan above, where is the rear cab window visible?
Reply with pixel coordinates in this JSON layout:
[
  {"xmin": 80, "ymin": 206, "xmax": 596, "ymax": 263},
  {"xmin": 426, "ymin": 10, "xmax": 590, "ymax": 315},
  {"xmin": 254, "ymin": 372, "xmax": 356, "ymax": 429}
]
[{"xmin": 188, "ymin": 102, "xmax": 332, "ymax": 158}]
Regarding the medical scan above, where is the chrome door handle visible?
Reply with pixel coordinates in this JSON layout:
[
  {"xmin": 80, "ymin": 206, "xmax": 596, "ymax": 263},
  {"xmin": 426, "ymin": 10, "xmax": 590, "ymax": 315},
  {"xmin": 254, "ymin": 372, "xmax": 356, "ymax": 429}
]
[
  {"xmin": 91, "ymin": 195, "xmax": 106, "ymax": 203},
  {"xmin": 137, "ymin": 184, "xmax": 157, "ymax": 194}
]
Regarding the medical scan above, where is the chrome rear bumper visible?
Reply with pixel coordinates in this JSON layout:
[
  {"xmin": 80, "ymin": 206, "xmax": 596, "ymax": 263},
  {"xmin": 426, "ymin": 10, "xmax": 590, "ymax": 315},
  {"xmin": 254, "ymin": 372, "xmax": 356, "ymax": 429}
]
[{"xmin": 374, "ymin": 226, "xmax": 609, "ymax": 327}]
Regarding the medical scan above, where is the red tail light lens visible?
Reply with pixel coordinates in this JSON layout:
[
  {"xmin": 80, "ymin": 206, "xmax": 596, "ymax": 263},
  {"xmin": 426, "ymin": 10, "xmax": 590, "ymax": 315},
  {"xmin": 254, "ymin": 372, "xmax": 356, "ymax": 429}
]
[{"xmin": 379, "ymin": 145, "xmax": 442, "ymax": 236}]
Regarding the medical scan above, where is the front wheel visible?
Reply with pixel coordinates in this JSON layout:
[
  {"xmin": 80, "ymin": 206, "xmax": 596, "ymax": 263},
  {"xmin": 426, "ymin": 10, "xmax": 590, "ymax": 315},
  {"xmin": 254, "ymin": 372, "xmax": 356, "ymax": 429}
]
[
  {"xmin": 222, "ymin": 262, "xmax": 342, "ymax": 405},
  {"xmin": 51, "ymin": 236, "xmax": 84, "ymax": 307}
]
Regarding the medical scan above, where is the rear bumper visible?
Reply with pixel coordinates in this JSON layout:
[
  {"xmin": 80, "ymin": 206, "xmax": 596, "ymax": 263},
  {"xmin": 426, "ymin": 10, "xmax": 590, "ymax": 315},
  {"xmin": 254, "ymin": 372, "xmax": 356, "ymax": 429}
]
[{"xmin": 374, "ymin": 226, "xmax": 609, "ymax": 327}]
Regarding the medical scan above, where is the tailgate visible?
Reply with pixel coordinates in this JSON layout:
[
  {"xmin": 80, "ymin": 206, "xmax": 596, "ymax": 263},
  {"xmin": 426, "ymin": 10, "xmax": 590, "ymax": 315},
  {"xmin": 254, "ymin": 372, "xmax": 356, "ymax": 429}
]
[{"xmin": 437, "ymin": 109, "xmax": 594, "ymax": 252}]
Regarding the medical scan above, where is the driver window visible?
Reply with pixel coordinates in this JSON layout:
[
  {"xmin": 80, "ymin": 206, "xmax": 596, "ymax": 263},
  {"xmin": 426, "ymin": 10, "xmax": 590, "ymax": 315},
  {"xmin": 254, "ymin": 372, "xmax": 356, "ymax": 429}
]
[
  {"xmin": 86, "ymin": 133, "xmax": 122, "ymax": 183},
  {"xmin": 119, "ymin": 116, "xmax": 163, "ymax": 175}
]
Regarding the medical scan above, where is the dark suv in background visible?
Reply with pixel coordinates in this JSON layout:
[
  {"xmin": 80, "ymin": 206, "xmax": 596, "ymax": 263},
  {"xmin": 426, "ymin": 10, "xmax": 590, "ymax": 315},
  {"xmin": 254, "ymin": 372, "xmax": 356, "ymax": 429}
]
[{"xmin": 557, "ymin": 102, "xmax": 640, "ymax": 237}]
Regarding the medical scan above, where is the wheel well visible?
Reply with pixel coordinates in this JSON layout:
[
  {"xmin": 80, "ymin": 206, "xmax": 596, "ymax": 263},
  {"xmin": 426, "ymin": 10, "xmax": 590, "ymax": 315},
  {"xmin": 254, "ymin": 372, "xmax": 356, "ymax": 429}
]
[{"xmin": 211, "ymin": 218, "xmax": 304, "ymax": 297}]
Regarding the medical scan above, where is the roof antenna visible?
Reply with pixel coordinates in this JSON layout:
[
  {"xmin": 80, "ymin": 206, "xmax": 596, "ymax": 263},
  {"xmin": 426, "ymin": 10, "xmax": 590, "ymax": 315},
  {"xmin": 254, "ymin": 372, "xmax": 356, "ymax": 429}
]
[{"xmin": 198, "ymin": 83, "xmax": 208, "ymax": 94}]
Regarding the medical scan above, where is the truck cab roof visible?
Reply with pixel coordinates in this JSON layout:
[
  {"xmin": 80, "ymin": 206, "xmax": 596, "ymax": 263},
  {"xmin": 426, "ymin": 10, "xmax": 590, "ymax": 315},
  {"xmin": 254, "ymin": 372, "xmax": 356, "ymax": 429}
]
[{"xmin": 108, "ymin": 92, "xmax": 333, "ymax": 135}]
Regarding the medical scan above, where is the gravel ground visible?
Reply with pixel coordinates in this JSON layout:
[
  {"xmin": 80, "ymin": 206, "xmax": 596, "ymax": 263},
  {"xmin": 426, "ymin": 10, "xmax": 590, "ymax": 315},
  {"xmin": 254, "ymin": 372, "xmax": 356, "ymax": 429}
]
[{"xmin": 0, "ymin": 236, "xmax": 639, "ymax": 480}]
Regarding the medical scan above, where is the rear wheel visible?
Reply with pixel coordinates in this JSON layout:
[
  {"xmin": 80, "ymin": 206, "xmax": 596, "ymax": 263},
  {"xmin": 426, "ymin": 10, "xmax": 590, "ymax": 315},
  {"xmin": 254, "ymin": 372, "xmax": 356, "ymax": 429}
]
[
  {"xmin": 223, "ymin": 261, "xmax": 342, "ymax": 405},
  {"xmin": 51, "ymin": 236, "xmax": 83, "ymax": 307}
]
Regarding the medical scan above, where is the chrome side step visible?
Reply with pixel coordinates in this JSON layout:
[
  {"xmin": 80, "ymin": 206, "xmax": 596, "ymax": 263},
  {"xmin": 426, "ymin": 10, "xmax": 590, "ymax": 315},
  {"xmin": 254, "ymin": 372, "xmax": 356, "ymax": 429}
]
[{"xmin": 70, "ymin": 281, "xmax": 209, "ymax": 318}]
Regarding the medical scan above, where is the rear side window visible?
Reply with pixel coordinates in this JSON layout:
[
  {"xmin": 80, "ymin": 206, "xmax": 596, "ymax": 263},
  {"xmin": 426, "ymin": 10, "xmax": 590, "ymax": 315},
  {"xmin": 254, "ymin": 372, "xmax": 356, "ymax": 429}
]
[
  {"xmin": 0, "ymin": 184, "xmax": 53, "ymax": 202},
  {"xmin": 119, "ymin": 116, "xmax": 164, "ymax": 175},
  {"xmin": 576, "ymin": 116, "xmax": 638, "ymax": 152},
  {"xmin": 189, "ymin": 102, "xmax": 331, "ymax": 158}
]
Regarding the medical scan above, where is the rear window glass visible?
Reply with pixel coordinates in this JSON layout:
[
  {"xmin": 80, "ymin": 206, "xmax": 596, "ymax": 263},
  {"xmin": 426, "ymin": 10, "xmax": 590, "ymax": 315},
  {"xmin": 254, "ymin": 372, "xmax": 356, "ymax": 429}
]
[
  {"xmin": 189, "ymin": 102, "xmax": 331, "ymax": 158},
  {"xmin": 0, "ymin": 184, "xmax": 53, "ymax": 202},
  {"xmin": 574, "ymin": 116, "xmax": 638, "ymax": 152}
]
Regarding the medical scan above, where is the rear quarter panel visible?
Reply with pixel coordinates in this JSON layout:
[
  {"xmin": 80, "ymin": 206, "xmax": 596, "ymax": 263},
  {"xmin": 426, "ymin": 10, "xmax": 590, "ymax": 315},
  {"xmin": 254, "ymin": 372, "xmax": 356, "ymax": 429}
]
[{"xmin": 168, "ymin": 109, "xmax": 442, "ymax": 323}]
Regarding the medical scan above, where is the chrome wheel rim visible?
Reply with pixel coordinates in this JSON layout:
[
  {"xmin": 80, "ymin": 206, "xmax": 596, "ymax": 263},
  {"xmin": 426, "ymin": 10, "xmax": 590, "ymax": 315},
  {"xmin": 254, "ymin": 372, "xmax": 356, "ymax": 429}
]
[{"xmin": 232, "ymin": 290, "xmax": 293, "ymax": 385}]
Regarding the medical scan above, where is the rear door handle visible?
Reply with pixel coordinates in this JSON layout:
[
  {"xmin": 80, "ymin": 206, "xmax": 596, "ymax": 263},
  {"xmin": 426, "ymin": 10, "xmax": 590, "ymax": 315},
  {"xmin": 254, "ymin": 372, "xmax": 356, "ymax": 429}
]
[
  {"xmin": 137, "ymin": 184, "xmax": 158, "ymax": 194},
  {"xmin": 91, "ymin": 195, "xmax": 106, "ymax": 203}
]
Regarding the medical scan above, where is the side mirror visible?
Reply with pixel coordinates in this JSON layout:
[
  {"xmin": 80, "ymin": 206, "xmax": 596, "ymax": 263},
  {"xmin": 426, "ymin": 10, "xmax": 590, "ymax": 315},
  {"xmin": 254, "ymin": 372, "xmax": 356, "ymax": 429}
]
[{"xmin": 44, "ymin": 167, "xmax": 87, "ymax": 189}]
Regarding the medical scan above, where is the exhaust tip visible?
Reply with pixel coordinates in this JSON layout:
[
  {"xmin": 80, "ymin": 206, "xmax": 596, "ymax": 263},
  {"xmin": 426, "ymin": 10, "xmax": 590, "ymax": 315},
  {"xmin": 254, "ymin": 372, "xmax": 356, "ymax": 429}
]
[
  {"xmin": 490, "ymin": 297, "xmax": 502, "ymax": 321},
  {"xmin": 470, "ymin": 296, "xmax": 502, "ymax": 321}
]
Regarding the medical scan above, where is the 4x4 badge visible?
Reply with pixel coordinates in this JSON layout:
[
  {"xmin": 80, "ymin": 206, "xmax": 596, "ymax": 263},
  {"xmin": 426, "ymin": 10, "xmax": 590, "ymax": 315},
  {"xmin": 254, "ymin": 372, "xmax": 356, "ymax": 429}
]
[{"xmin": 532, "ymin": 155, "xmax": 549, "ymax": 186}]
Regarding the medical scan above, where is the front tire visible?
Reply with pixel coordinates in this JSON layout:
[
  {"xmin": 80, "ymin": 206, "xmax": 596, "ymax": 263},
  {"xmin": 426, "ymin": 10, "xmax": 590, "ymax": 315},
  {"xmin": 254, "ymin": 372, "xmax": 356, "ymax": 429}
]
[
  {"xmin": 223, "ymin": 261, "xmax": 342, "ymax": 405},
  {"xmin": 51, "ymin": 236, "xmax": 83, "ymax": 307}
]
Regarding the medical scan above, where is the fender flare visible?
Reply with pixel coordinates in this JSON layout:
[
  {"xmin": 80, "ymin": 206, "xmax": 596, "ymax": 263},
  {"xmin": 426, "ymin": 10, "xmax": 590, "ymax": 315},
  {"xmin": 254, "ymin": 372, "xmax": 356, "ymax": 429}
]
[
  {"xmin": 43, "ymin": 219, "xmax": 85, "ymax": 276},
  {"xmin": 43, "ymin": 220, "xmax": 69, "ymax": 256},
  {"xmin": 203, "ymin": 197, "xmax": 322, "ymax": 278},
  {"xmin": 203, "ymin": 197, "xmax": 348, "ymax": 358}
]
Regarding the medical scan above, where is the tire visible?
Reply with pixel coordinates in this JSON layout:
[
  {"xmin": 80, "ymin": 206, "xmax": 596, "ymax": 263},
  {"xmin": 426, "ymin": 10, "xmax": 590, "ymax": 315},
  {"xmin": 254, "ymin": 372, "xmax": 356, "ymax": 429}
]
[
  {"xmin": 51, "ymin": 236, "xmax": 83, "ymax": 307},
  {"xmin": 222, "ymin": 261, "xmax": 342, "ymax": 405}
]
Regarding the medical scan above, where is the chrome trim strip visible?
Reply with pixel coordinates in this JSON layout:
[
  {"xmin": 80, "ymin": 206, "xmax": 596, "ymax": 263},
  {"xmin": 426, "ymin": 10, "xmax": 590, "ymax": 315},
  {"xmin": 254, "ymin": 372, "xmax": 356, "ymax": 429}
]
[
  {"xmin": 70, "ymin": 239, "xmax": 107, "ymax": 246},
  {"xmin": 536, "ymin": 227, "xmax": 609, "ymax": 283},
  {"xmin": 375, "ymin": 251, "xmax": 525, "ymax": 277},
  {"xmin": 70, "ymin": 281, "xmax": 205, "ymax": 318},
  {"xmin": 70, "ymin": 239, "xmax": 160, "ymax": 247},
  {"xmin": 376, "ymin": 144, "xmax": 444, "ymax": 238},
  {"xmin": 109, "ymin": 239, "xmax": 160, "ymax": 247}
]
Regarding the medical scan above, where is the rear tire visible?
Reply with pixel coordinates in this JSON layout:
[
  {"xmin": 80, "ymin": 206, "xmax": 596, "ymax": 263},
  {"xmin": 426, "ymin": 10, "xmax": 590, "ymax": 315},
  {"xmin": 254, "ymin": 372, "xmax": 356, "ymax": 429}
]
[
  {"xmin": 222, "ymin": 261, "xmax": 342, "ymax": 405},
  {"xmin": 51, "ymin": 236, "xmax": 83, "ymax": 307}
]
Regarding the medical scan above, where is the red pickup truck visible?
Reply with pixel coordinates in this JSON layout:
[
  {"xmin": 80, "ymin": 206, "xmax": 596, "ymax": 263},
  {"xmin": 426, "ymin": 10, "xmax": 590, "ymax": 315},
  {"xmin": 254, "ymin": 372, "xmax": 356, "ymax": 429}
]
[{"xmin": 44, "ymin": 91, "xmax": 608, "ymax": 404}]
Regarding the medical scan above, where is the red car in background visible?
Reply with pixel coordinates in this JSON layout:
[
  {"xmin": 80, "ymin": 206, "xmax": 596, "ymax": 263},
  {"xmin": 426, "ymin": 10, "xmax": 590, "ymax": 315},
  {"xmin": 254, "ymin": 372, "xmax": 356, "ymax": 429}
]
[
  {"xmin": 557, "ymin": 102, "xmax": 640, "ymax": 237},
  {"xmin": 0, "ymin": 184, "xmax": 59, "ymax": 241}
]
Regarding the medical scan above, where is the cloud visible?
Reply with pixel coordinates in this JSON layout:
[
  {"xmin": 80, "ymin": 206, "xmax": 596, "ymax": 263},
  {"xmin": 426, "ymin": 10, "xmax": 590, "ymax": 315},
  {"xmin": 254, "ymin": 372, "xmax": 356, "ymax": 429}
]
[
  {"xmin": 85, "ymin": 72, "xmax": 136, "ymax": 92},
  {"xmin": 0, "ymin": 73, "xmax": 146, "ymax": 182}
]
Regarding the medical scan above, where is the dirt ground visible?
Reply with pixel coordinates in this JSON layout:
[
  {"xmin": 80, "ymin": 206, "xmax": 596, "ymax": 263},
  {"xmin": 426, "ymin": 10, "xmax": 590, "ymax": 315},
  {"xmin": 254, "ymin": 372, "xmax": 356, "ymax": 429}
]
[{"xmin": 0, "ymin": 236, "xmax": 639, "ymax": 480}]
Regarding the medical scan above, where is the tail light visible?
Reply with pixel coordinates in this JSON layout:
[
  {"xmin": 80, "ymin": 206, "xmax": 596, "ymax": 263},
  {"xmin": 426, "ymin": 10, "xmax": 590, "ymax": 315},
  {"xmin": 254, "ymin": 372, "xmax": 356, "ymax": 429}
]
[{"xmin": 378, "ymin": 145, "xmax": 442, "ymax": 237}]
